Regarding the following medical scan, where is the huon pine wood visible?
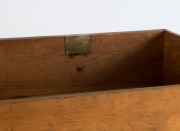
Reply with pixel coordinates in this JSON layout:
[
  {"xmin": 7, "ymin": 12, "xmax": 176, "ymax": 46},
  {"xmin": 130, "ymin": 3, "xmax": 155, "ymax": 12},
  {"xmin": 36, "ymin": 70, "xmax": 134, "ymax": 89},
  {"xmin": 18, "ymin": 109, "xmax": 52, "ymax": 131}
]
[{"xmin": 0, "ymin": 29, "xmax": 179, "ymax": 130}]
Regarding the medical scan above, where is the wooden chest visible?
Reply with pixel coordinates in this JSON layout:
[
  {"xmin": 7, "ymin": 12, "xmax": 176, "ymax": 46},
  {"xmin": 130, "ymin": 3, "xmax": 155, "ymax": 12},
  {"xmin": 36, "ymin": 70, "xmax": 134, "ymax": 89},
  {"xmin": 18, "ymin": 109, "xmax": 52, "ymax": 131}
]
[{"xmin": 0, "ymin": 29, "xmax": 179, "ymax": 131}]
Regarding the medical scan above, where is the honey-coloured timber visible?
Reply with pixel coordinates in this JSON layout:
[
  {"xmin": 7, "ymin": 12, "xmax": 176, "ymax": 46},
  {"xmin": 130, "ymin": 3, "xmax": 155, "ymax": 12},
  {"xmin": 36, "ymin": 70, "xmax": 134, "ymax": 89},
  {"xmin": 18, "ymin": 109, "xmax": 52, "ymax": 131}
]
[{"xmin": 0, "ymin": 29, "xmax": 180, "ymax": 130}]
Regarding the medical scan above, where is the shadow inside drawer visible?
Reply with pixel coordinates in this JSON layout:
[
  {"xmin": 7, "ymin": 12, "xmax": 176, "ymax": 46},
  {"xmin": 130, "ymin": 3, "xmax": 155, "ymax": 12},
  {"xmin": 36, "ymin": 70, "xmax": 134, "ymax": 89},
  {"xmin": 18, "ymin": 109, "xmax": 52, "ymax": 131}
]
[{"xmin": 0, "ymin": 29, "xmax": 180, "ymax": 99}]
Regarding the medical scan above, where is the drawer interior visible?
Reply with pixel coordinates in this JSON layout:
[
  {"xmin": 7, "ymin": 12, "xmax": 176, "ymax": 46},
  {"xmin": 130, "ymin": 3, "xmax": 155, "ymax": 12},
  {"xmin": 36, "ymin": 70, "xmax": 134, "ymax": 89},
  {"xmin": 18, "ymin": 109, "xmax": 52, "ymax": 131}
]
[{"xmin": 0, "ymin": 29, "xmax": 180, "ymax": 99}]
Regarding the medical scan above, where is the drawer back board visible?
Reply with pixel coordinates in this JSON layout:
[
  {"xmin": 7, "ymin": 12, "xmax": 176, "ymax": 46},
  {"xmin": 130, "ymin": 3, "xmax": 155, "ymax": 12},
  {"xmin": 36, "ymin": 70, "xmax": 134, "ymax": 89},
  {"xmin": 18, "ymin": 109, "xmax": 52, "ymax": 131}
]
[{"xmin": 0, "ymin": 29, "xmax": 180, "ymax": 99}]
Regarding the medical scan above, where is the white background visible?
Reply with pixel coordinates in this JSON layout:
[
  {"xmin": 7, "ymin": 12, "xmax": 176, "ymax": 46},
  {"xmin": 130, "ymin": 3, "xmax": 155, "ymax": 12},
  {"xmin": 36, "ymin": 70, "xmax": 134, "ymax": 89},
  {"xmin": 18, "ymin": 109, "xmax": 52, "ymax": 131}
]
[{"xmin": 0, "ymin": 0, "xmax": 180, "ymax": 38}]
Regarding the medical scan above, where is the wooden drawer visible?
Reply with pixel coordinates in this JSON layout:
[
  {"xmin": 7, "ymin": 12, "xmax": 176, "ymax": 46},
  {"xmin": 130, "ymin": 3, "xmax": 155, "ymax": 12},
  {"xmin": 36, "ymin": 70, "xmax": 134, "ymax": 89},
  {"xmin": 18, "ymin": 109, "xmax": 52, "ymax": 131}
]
[{"xmin": 0, "ymin": 29, "xmax": 179, "ymax": 130}]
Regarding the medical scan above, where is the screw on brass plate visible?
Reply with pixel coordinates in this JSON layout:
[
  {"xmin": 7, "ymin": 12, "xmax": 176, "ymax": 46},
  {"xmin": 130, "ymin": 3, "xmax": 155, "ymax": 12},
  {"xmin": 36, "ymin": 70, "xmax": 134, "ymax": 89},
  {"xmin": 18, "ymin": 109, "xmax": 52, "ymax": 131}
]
[{"xmin": 76, "ymin": 65, "xmax": 84, "ymax": 72}]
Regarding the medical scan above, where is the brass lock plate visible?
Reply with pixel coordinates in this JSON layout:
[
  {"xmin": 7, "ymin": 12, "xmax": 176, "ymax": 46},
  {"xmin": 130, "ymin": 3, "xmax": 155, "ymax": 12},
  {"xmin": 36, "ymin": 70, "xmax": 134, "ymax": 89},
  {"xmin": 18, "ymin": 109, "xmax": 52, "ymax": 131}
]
[{"xmin": 64, "ymin": 35, "xmax": 90, "ymax": 55}]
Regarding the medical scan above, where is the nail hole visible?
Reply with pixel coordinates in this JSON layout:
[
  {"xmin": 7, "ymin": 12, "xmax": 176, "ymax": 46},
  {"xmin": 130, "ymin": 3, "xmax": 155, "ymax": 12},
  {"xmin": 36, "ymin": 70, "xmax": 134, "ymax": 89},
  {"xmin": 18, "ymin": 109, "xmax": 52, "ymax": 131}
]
[{"xmin": 76, "ymin": 65, "xmax": 84, "ymax": 72}]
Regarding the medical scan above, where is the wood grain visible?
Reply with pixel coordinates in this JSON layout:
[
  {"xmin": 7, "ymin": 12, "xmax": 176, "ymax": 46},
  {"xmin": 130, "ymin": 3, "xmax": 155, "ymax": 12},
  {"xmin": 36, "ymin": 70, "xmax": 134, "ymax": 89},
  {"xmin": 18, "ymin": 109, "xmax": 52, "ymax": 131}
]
[
  {"xmin": 164, "ymin": 30, "xmax": 180, "ymax": 85},
  {"xmin": 0, "ymin": 30, "xmax": 165, "ymax": 99},
  {"xmin": 0, "ymin": 85, "xmax": 179, "ymax": 131},
  {"xmin": 0, "ymin": 29, "xmax": 180, "ymax": 131}
]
